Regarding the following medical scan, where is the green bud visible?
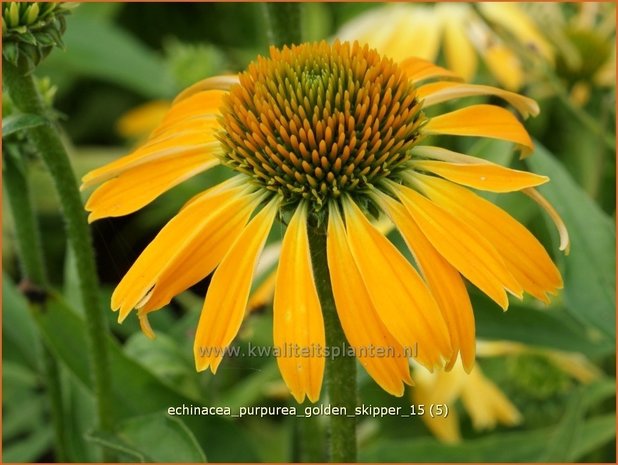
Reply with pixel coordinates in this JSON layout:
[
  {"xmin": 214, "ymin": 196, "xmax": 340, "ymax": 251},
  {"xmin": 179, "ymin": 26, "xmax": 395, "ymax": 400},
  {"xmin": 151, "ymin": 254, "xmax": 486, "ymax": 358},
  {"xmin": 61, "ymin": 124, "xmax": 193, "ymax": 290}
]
[
  {"xmin": 8, "ymin": 2, "xmax": 19, "ymax": 28},
  {"xmin": 2, "ymin": 2, "xmax": 74, "ymax": 73},
  {"xmin": 25, "ymin": 3, "xmax": 40, "ymax": 25}
]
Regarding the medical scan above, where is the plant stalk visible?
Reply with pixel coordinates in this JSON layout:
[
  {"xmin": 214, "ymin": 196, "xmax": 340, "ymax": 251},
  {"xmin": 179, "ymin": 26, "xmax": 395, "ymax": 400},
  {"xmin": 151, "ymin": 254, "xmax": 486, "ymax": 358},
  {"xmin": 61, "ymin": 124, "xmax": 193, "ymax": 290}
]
[
  {"xmin": 3, "ymin": 149, "xmax": 68, "ymax": 461},
  {"xmin": 3, "ymin": 59, "xmax": 114, "ymax": 435},
  {"xmin": 308, "ymin": 225, "xmax": 357, "ymax": 463}
]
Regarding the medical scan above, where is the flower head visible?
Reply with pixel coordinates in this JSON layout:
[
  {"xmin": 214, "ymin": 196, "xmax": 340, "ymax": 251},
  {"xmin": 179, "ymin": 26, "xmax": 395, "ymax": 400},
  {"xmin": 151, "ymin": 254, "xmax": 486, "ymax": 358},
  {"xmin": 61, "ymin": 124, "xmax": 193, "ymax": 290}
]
[{"xmin": 83, "ymin": 41, "xmax": 567, "ymax": 403}]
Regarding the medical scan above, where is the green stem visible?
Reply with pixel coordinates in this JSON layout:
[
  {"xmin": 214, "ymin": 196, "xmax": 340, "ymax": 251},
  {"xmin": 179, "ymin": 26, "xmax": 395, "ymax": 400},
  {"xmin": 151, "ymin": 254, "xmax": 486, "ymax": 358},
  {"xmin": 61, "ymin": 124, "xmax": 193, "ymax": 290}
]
[
  {"xmin": 3, "ymin": 148, "xmax": 68, "ymax": 461},
  {"xmin": 3, "ymin": 151, "xmax": 48, "ymax": 287},
  {"xmin": 308, "ymin": 224, "xmax": 357, "ymax": 463},
  {"xmin": 3, "ymin": 59, "xmax": 114, "ymax": 434},
  {"xmin": 262, "ymin": 2, "xmax": 303, "ymax": 47}
]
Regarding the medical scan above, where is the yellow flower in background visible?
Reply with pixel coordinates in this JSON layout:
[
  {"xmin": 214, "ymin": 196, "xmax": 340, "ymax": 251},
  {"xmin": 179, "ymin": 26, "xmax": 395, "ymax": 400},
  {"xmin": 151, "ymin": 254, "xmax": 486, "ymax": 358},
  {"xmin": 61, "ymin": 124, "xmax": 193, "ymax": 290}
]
[
  {"xmin": 413, "ymin": 361, "xmax": 522, "ymax": 444},
  {"xmin": 116, "ymin": 100, "xmax": 170, "ymax": 141},
  {"xmin": 336, "ymin": 3, "xmax": 553, "ymax": 91},
  {"xmin": 82, "ymin": 41, "xmax": 567, "ymax": 403},
  {"xmin": 412, "ymin": 341, "xmax": 601, "ymax": 444}
]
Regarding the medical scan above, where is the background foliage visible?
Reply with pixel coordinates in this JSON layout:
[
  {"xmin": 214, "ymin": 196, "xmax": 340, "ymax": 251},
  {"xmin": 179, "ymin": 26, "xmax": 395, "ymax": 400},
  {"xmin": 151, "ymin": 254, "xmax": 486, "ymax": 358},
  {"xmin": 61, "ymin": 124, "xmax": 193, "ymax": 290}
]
[{"xmin": 2, "ymin": 2, "xmax": 616, "ymax": 462}]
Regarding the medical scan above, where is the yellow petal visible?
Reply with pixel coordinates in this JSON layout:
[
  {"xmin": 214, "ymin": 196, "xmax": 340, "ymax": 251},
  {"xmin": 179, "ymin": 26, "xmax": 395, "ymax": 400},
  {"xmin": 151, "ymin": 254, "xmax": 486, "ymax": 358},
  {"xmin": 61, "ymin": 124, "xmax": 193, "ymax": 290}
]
[
  {"xmin": 85, "ymin": 149, "xmax": 219, "ymax": 221},
  {"xmin": 413, "ymin": 365, "xmax": 467, "ymax": 443},
  {"xmin": 173, "ymin": 75, "xmax": 239, "ymax": 104},
  {"xmin": 153, "ymin": 90, "xmax": 226, "ymax": 138},
  {"xmin": 423, "ymin": 105, "xmax": 534, "ymax": 156},
  {"xmin": 483, "ymin": 45, "xmax": 524, "ymax": 91},
  {"xmin": 327, "ymin": 204, "xmax": 412, "ymax": 395},
  {"xmin": 194, "ymin": 197, "xmax": 280, "ymax": 373},
  {"xmin": 479, "ymin": 3, "xmax": 554, "ymax": 62},
  {"xmin": 524, "ymin": 188, "xmax": 570, "ymax": 254},
  {"xmin": 111, "ymin": 177, "xmax": 249, "ymax": 320},
  {"xmin": 381, "ymin": 8, "xmax": 441, "ymax": 63},
  {"xmin": 81, "ymin": 132, "xmax": 220, "ymax": 190},
  {"xmin": 417, "ymin": 81, "xmax": 539, "ymax": 118},
  {"xmin": 342, "ymin": 198, "xmax": 451, "ymax": 370},
  {"xmin": 417, "ymin": 175, "xmax": 563, "ymax": 303},
  {"xmin": 410, "ymin": 159, "xmax": 548, "ymax": 193},
  {"xmin": 437, "ymin": 4, "xmax": 478, "ymax": 82},
  {"xmin": 460, "ymin": 367, "xmax": 522, "ymax": 430},
  {"xmin": 273, "ymin": 203, "xmax": 325, "ymax": 403},
  {"xmin": 399, "ymin": 56, "xmax": 464, "ymax": 84},
  {"xmin": 82, "ymin": 91, "xmax": 226, "ymax": 190},
  {"xmin": 140, "ymin": 196, "xmax": 258, "ymax": 313},
  {"xmin": 393, "ymin": 180, "xmax": 523, "ymax": 309},
  {"xmin": 376, "ymin": 192, "xmax": 475, "ymax": 372}
]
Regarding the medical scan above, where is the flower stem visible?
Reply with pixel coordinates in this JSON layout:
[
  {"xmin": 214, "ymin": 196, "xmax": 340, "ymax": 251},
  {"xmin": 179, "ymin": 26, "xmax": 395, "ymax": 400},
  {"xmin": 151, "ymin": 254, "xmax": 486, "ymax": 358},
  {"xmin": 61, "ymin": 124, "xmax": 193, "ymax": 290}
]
[
  {"xmin": 308, "ymin": 224, "xmax": 357, "ymax": 463},
  {"xmin": 262, "ymin": 2, "xmax": 303, "ymax": 47},
  {"xmin": 3, "ymin": 151, "xmax": 48, "ymax": 287},
  {"xmin": 3, "ymin": 149, "xmax": 68, "ymax": 461},
  {"xmin": 3, "ymin": 59, "xmax": 114, "ymax": 434}
]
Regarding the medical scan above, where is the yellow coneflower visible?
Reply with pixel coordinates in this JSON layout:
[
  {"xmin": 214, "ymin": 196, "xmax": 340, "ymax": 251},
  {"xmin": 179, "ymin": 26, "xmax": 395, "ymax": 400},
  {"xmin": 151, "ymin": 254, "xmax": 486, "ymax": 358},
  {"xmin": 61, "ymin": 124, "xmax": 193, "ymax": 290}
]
[
  {"xmin": 82, "ymin": 41, "xmax": 567, "ymax": 403},
  {"xmin": 412, "ymin": 341, "xmax": 601, "ymax": 443},
  {"xmin": 412, "ymin": 360, "xmax": 522, "ymax": 444},
  {"xmin": 336, "ymin": 3, "xmax": 553, "ymax": 91}
]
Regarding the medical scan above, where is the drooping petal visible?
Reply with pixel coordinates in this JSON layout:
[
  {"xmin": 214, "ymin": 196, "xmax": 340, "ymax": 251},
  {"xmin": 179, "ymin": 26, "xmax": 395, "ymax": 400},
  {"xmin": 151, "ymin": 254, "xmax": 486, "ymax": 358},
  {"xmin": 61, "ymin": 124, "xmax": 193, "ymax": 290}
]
[
  {"xmin": 327, "ymin": 204, "xmax": 412, "ymax": 395},
  {"xmin": 342, "ymin": 198, "xmax": 451, "ymax": 370},
  {"xmin": 81, "ymin": 90, "xmax": 226, "ymax": 189},
  {"xmin": 417, "ymin": 81, "xmax": 539, "ymax": 118},
  {"xmin": 524, "ymin": 188, "xmax": 570, "ymax": 253},
  {"xmin": 422, "ymin": 104, "xmax": 534, "ymax": 156},
  {"xmin": 194, "ymin": 197, "xmax": 280, "ymax": 373},
  {"xmin": 392, "ymin": 180, "xmax": 523, "ymax": 309},
  {"xmin": 81, "ymin": 132, "xmax": 220, "ymax": 190},
  {"xmin": 460, "ymin": 367, "xmax": 522, "ymax": 430},
  {"xmin": 273, "ymin": 203, "xmax": 325, "ymax": 403},
  {"xmin": 139, "ymin": 197, "xmax": 259, "ymax": 313},
  {"xmin": 111, "ymin": 177, "xmax": 248, "ymax": 320},
  {"xmin": 85, "ymin": 149, "xmax": 220, "ymax": 221},
  {"xmin": 376, "ymin": 192, "xmax": 475, "ymax": 371},
  {"xmin": 410, "ymin": 159, "xmax": 548, "ymax": 193},
  {"xmin": 416, "ymin": 175, "xmax": 563, "ymax": 303},
  {"xmin": 399, "ymin": 56, "xmax": 464, "ymax": 84},
  {"xmin": 412, "ymin": 364, "xmax": 466, "ymax": 443}
]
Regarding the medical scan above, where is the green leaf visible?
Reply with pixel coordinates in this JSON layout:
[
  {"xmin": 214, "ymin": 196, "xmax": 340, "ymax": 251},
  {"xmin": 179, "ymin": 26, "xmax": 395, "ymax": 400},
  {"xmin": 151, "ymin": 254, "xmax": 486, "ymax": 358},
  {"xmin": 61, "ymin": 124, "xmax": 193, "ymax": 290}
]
[
  {"xmin": 526, "ymin": 142, "xmax": 616, "ymax": 339},
  {"xmin": 88, "ymin": 412, "xmax": 207, "ymax": 463},
  {"xmin": 40, "ymin": 13, "xmax": 175, "ymax": 98},
  {"xmin": 2, "ymin": 273, "xmax": 41, "ymax": 370},
  {"xmin": 361, "ymin": 414, "xmax": 616, "ymax": 462},
  {"xmin": 2, "ymin": 113, "xmax": 48, "ymax": 138},
  {"xmin": 31, "ymin": 290, "xmax": 259, "ymax": 461},
  {"xmin": 543, "ymin": 380, "xmax": 616, "ymax": 461},
  {"xmin": 2, "ymin": 426, "xmax": 52, "ymax": 463},
  {"xmin": 474, "ymin": 295, "xmax": 613, "ymax": 357}
]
